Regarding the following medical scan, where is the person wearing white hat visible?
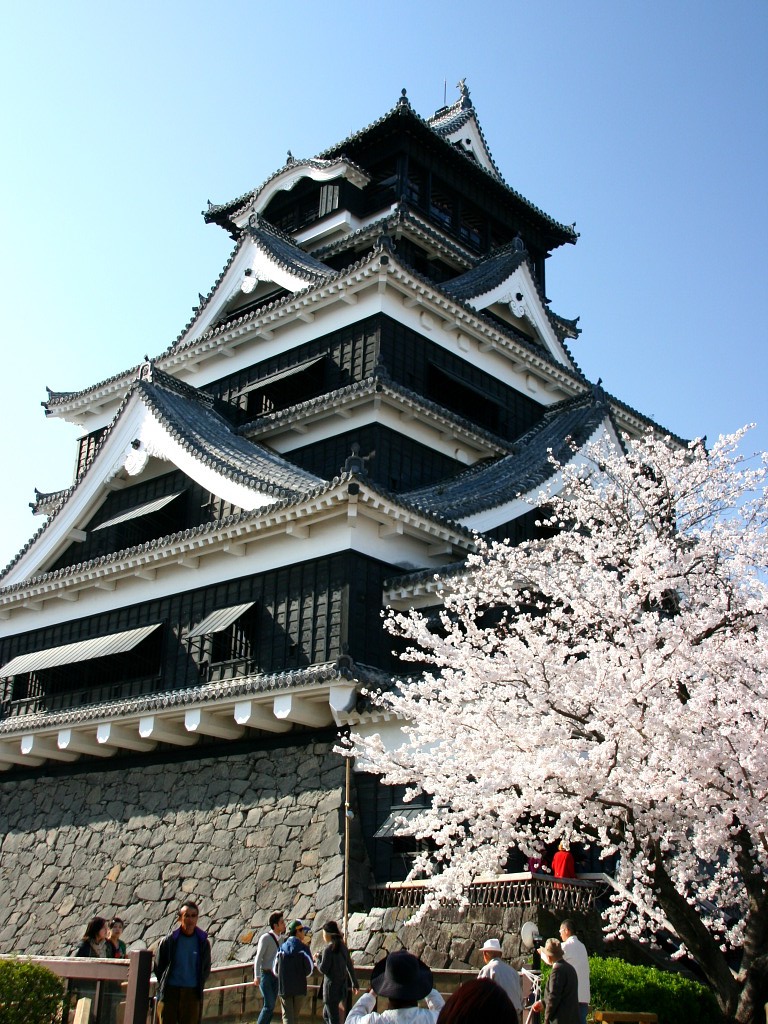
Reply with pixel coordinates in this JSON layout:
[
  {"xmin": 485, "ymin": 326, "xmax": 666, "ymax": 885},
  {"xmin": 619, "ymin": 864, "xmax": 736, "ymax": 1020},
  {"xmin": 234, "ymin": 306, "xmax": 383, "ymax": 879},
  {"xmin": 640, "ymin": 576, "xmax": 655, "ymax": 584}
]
[{"xmin": 477, "ymin": 938, "xmax": 522, "ymax": 1020}]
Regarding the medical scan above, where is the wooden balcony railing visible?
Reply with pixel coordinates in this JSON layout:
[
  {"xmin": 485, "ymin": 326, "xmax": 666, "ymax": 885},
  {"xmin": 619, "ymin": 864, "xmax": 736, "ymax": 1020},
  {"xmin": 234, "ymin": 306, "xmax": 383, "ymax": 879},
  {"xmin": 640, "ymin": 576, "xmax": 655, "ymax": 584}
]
[{"xmin": 373, "ymin": 871, "xmax": 605, "ymax": 912}]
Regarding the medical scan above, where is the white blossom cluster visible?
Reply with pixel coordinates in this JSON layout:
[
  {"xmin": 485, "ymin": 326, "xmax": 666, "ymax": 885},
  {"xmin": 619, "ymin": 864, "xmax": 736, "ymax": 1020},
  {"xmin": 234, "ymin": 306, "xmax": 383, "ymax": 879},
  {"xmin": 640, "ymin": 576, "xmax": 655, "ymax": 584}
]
[{"xmin": 348, "ymin": 428, "xmax": 767, "ymax": 978}]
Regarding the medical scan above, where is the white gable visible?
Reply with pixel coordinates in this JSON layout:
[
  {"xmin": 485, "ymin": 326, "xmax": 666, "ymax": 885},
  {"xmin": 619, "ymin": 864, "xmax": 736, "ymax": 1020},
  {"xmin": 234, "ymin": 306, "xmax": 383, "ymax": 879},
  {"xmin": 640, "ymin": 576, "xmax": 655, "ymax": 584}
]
[
  {"xmin": 440, "ymin": 113, "xmax": 500, "ymax": 179},
  {"xmin": 462, "ymin": 260, "xmax": 576, "ymax": 371},
  {"xmin": 3, "ymin": 392, "xmax": 278, "ymax": 587}
]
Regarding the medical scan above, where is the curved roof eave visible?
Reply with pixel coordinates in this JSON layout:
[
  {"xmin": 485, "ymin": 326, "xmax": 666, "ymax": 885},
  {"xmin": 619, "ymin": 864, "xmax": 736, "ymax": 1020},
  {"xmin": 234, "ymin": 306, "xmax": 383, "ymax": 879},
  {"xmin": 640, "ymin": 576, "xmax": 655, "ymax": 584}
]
[
  {"xmin": 400, "ymin": 393, "xmax": 611, "ymax": 522},
  {"xmin": 0, "ymin": 474, "xmax": 475, "ymax": 603},
  {"xmin": 43, "ymin": 247, "xmax": 586, "ymax": 422},
  {"xmin": 3, "ymin": 371, "xmax": 325, "ymax": 584},
  {"xmin": 204, "ymin": 155, "xmax": 371, "ymax": 232}
]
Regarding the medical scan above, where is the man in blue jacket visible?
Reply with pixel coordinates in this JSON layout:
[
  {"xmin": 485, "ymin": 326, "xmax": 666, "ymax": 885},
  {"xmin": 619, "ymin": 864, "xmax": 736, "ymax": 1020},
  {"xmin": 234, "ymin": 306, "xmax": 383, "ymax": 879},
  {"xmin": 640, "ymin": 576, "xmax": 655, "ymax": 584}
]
[
  {"xmin": 154, "ymin": 902, "xmax": 212, "ymax": 1024},
  {"xmin": 274, "ymin": 919, "xmax": 314, "ymax": 1024}
]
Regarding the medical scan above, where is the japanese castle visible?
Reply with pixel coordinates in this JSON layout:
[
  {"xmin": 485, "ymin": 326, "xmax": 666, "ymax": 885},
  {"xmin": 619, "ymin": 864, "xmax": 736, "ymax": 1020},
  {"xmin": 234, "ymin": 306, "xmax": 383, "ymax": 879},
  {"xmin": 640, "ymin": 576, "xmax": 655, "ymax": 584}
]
[{"xmin": 0, "ymin": 84, "xmax": 672, "ymax": 959}]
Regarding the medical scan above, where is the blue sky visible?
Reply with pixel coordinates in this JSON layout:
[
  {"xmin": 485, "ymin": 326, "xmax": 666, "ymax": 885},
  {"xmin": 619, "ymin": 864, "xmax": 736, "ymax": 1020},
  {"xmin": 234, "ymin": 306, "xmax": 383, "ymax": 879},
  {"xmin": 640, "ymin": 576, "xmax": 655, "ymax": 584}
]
[{"xmin": 1, "ymin": 1, "xmax": 766, "ymax": 570}]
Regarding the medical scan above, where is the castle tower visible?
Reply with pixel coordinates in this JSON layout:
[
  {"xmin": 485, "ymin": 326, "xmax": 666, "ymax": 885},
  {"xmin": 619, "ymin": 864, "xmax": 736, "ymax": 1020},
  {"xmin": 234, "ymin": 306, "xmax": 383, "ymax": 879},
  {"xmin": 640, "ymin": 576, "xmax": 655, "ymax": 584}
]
[{"xmin": 0, "ymin": 85, "xmax": 673, "ymax": 961}]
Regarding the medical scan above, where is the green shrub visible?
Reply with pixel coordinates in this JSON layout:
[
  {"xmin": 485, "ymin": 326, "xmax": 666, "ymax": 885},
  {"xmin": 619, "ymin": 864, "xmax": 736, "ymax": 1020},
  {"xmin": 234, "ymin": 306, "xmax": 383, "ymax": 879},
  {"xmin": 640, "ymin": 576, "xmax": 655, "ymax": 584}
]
[
  {"xmin": 588, "ymin": 956, "xmax": 723, "ymax": 1024},
  {"xmin": 0, "ymin": 958, "xmax": 65, "ymax": 1024}
]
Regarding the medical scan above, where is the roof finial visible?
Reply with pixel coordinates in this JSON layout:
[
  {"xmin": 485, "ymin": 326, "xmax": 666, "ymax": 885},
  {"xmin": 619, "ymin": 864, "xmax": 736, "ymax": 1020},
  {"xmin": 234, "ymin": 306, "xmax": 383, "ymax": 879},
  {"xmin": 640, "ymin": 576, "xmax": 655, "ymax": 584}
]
[
  {"xmin": 457, "ymin": 78, "xmax": 472, "ymax": 108},
  {"xmin": 138, "ymin": 358, "xmax": 154, "ymax": 383},
  {"xmin": 397, "ymin": 87, "xmax": 410, "ymax": 108},
  {"xmin": 286, "ymin": 149, "xmax": 295, "ymax": 165},
  {"xmin": 343, "ymin": 443, "xmax": 375, "ymax": 475}
]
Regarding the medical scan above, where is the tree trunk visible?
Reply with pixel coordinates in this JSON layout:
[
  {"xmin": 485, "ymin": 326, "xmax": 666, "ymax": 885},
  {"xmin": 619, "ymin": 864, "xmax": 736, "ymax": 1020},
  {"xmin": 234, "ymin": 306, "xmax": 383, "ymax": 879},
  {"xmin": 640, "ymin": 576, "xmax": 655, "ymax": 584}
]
[{"xmin": 647, "ymin": 842, "xmax": 742, "ymax": 1019}]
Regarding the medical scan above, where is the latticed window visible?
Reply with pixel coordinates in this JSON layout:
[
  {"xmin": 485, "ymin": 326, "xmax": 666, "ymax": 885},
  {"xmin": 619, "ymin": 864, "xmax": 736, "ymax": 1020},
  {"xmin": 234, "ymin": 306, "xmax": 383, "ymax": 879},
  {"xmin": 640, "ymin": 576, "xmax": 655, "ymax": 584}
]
[
  {"xmin": 319, "ymin": 184, "xmax": 339, "ymax": 218},
  {"xmin": 75, "ymin": 428, "xmax": 107, "ymax": 478},
  {"xmin": 185, "ymin": 602, "xmax": 260, "ymax": 682}
]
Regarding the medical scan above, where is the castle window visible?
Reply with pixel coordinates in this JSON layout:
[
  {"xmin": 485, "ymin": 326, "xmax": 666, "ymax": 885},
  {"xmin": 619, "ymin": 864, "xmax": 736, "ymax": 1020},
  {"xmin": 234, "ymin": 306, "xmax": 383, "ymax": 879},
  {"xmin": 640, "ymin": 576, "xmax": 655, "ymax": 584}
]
[
  {"xmin": 2, "ymin": 624, "xmax": 164, "ymax": 712},
  {"xmin": 75, "ymin": 427, "xmax": 106, "ymax": 478},
  {"xmin": 238, "ymin": 355, "xmax": 328, "ymax": 419},
  {"xmin": 319, "ymin": 184, "xmax": 339, "ymax": 218},
  {"xmin": 426, "ymin": 363, "xmax": 500, "ymax": 432},
  {"xmin": 186, "ymin": 602, "xmax": 259, "ymax": 681},
  {"xmin": 91, "ymin": 490, "xmax": 185, "ymax": 531}
]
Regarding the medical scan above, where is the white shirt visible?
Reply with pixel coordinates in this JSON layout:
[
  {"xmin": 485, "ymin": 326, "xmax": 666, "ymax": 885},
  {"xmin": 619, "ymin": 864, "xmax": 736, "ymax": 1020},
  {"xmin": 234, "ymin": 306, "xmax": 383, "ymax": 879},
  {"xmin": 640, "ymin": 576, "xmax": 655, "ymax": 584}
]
[
  {"xmin": 346, "ymin": 989, "xmax": 445, "ymax": 1023},
  {"xmin": 478, "ymin": 957, "xmax": 522, "ymax": 1011},
  {"xmin": 562, "ymin": 934, "xmax": 590, "ymax": 1002}
]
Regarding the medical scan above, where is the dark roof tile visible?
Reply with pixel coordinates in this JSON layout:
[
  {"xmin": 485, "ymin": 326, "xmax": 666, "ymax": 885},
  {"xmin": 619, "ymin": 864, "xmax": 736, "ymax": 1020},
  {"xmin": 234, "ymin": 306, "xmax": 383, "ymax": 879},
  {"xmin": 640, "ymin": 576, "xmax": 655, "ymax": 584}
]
[{"xmin": 401, "ymin": 393, "xmax": 609, "ymax": 520}]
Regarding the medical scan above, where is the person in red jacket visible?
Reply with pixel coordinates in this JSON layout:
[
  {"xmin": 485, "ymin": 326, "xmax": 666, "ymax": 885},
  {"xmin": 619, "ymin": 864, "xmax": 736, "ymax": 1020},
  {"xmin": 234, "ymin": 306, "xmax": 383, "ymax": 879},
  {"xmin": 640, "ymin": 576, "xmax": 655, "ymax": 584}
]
[{"xmin": 551, "ymin": 842, "xmax": 575, "ymax": 888}]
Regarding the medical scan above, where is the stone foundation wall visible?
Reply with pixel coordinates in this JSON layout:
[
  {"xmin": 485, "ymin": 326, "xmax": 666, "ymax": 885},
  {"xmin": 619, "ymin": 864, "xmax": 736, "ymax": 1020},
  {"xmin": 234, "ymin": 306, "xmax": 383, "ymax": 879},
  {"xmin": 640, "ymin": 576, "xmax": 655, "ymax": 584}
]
[
  {"xmin": 347, "ymin": 904, "xmax": 603, "ymax": 972},
  {"xmin": 0, "ymin": 739, "xmax": 367, "ymax": 963}
]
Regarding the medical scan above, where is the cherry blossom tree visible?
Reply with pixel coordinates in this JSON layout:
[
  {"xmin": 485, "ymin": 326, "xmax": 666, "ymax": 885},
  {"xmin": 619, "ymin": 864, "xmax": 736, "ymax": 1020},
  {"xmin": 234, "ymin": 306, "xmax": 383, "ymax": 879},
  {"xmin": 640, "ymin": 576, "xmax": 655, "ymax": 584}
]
[{"xmin": 348, "ymin": 428, "xmax": 768, "ymax": 1022}]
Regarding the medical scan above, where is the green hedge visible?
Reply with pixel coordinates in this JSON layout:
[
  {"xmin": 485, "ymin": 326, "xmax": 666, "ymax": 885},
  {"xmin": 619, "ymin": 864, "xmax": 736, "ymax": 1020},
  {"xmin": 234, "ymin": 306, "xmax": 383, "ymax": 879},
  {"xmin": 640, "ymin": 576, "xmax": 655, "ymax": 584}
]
[
  {"xmin": 0, "ymin": 958, "xmax": 65, "ymax": 1024},
  {"xmin": 588, "ymin": 956, "xmax": 723, "ymax": 1024}
]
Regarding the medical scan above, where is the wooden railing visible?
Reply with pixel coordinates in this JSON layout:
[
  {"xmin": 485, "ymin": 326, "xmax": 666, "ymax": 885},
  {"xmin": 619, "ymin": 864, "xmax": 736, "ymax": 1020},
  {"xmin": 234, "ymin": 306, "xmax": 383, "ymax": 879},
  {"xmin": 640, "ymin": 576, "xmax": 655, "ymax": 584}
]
[
  {"xmin": 373, "ymin": 871, "xmax": 604, "ymax": 911},
  {"xmin": 0, "ymin": 951, "xmax": 152, "ymax": 1023},
  {"xmin": 200, "ymin": 963, "xmax": 478, "ymax": 1022}
]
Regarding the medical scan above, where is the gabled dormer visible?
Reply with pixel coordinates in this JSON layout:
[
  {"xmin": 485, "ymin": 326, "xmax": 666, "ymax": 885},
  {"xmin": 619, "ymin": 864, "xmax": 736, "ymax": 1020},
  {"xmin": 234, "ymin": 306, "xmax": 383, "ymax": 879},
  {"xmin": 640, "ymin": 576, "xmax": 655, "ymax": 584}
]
[
  {"xmin": 427, "ymin": 80, "xmax": 503, "ymax": 181},
  {"xmin": 176, "ymin": 215, "xmax": 335, "ymax": 348},
  {"xmin": 204, "ymin": 155, "xmax": 371, "ymax": 239},
  {"xmin": 442, "ymin": 239, "xmax": 579, "ymax": 372},
  {"xmin": 4, "ymin": 366, "xmax": 322, "ymax": 586}
]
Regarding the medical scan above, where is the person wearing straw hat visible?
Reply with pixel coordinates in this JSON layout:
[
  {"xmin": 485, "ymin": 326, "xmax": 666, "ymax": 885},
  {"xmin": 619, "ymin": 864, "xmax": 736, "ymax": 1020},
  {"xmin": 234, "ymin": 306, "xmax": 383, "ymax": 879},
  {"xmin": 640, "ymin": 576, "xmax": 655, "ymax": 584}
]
[
  {"xmin": 477, "ymin": 938, "xmax": 522, "ymax": 1020},
  {"xmin": 347, "ymin": 949, "xmax": 445, "ymax": 1023}
]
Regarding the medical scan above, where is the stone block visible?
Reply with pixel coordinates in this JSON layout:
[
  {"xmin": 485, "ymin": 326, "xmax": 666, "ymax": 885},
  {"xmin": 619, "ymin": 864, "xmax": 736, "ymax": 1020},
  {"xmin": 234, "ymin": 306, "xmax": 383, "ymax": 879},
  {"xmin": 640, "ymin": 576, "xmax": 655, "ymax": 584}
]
[{"xmin": 134, "ymin": 880, "xmax": 163, "ymax": 902}]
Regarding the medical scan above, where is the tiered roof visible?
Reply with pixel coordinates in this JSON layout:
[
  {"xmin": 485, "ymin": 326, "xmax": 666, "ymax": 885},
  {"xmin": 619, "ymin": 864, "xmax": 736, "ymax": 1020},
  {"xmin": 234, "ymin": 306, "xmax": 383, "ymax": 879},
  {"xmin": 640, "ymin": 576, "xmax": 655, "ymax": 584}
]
[{"xmin": 0, "ymin": 84, "xmax": 686, "ymax": 770}]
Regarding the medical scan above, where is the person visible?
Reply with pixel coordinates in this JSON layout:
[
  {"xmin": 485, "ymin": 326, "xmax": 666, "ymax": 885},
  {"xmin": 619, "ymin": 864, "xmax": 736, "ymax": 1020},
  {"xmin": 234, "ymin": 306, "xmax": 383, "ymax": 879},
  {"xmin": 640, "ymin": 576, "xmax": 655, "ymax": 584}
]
[
  {"xmin": 559, "ymin": 920, "xmax": 590, "ymax": 1024},
  {"xmin": 103, "ymin": 917, "xmax": 128, "ymax": 1024},
  {"xmin": 316, "ymin": 921, "xmax": 359, "ymax": 1024},
  {"xmin": 526, "ymin": 844, "xmax": 547, "ymax": 875},
  {"xmin": 436, "ymin": 978, "xmax": 518, "ymax": 1023},
  {"xmin": 105, "ymin": 918, "xmax": 127, "ymax": 957},
  {"xmin": 532, "ymin": 939, "xmax": 579, "ymax": 1024},
  {"xmin": 476, "ymin": 937, "xmax": 522, "ymax": 1018},
  {"xmin": 551, "ymin": 842, "xmax": 576, "ymax": 886},
  {"xmin": 254, "ymin": 910, "xmax": 287, "ymax": 1024},
  {"xmin": 74, "ymin": 918, "xmax": 108, "ymax": 1023},
  {"xmin": 154, "ymin": 902, "xmax": 212, "ymax": 1024},
  {"xmin": 76, "ymin": 917, "xmax": 108, "ymax": 957},
  {"xmin": 347, "ymin": 949, "xmax": 445, "ymax": 1023},
  {"xmin": 274, "ymin": 919, "xmax": 314, "ymax": 1024}
]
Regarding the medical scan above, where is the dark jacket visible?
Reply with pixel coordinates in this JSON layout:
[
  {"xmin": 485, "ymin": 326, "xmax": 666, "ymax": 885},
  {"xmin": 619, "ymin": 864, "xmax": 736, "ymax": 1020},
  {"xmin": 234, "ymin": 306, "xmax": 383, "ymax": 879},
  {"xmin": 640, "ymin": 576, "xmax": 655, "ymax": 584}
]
[
  {"xmin": 275, "ymin": 935, "xmax": 313, "ymax": 997},
  {"xmin": 543, "ymin": 959, "xmax": 580, "ymax": 1024},
  {"xmin": 155, "ymin": 925, "xmax": 212, "ymax": 1006},
  {"xmin": 317, "ymin": 938, "xmax": 358, "ymax": 1001}
]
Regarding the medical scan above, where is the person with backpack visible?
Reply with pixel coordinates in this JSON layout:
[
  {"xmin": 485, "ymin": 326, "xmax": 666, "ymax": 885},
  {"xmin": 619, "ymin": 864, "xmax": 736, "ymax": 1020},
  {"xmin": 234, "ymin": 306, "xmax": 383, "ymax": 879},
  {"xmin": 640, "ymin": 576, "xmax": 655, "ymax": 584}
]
[
  {"xmin": 274, "ymin": 919, "xmax": 314, "ymax": 1024},
  {"xmin": 254, "ymin": 911, "xmax": 287, "ymax": 1024}
]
